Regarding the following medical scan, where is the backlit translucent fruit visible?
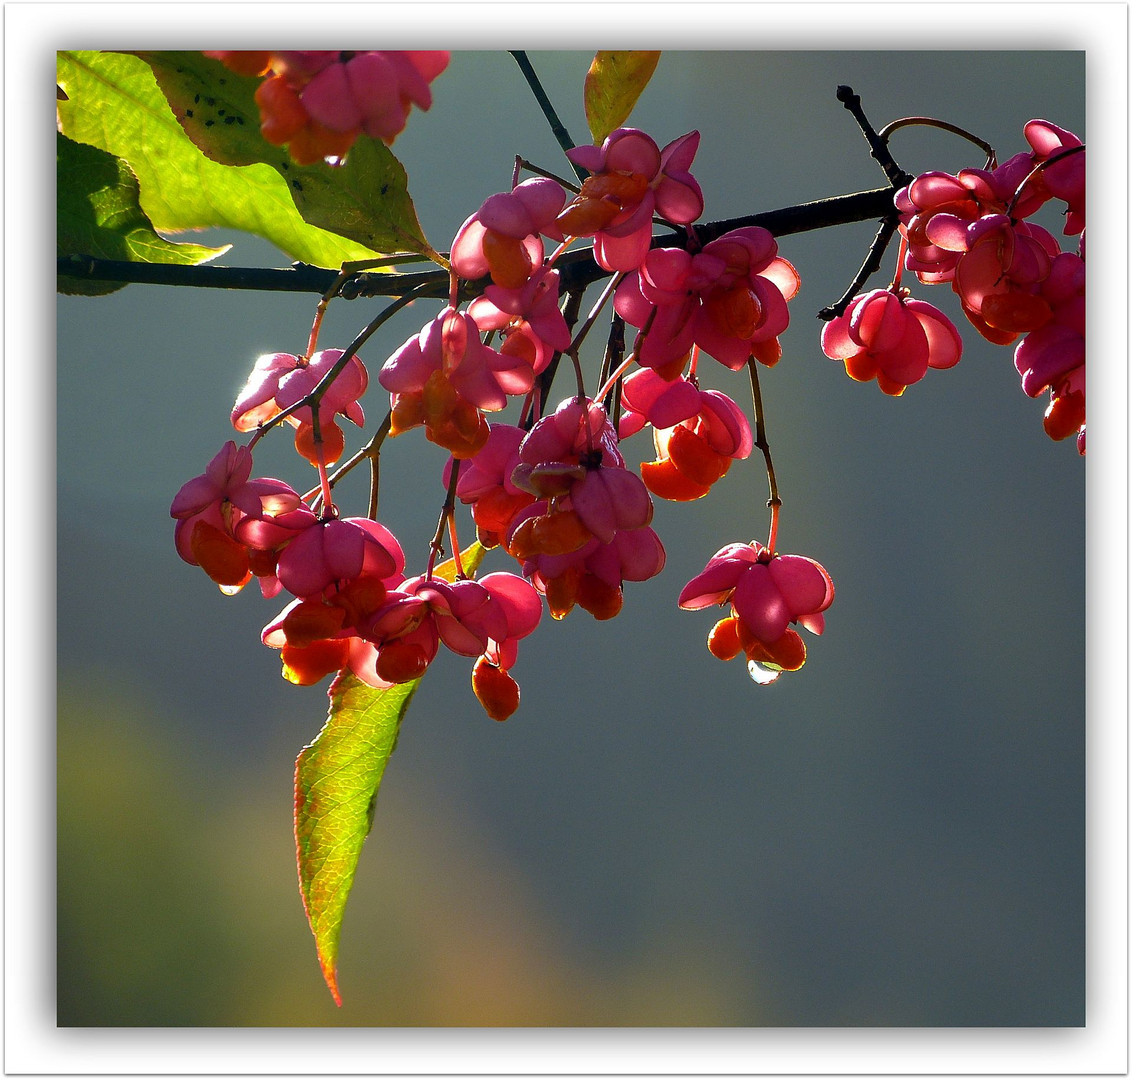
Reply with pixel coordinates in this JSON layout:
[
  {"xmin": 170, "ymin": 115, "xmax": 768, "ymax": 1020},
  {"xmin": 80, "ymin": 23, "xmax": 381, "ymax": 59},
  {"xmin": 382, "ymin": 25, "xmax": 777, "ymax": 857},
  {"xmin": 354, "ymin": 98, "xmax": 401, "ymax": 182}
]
[
  {"xmin": 170, "ymin": 441, "xmax": 314, "ymax": 593},
  {"xmin": 618, "ymin": 369, "xmax": 752, "ymax": 501},
  {"xmin": 230, "ymin": 349, "xmax": 368, "ymax": 466},
  {"xmin": 1023, "ymin": 119, "xmax": 1085, "ymax": 236},
  {"xmin": 450, "ymin": 178, "xmax": 567, "ymax": 288},
  {"xmin": 679, "ymin": 541, "xmax": 834, "ymax": 681},
  {"xmin": 613, "ymin": 226, "xmax": 799, "ymax": 370},
  {"xmin": 821, "ymin": 288, "xmax": 962, "ymax": 396},
  {"xmin": 472, "ymin": 657, "xmax": 521, "ymax": 721},
  {"xmin": 557, "ymin": 128, "xmax": 704, "ymax": 272}
]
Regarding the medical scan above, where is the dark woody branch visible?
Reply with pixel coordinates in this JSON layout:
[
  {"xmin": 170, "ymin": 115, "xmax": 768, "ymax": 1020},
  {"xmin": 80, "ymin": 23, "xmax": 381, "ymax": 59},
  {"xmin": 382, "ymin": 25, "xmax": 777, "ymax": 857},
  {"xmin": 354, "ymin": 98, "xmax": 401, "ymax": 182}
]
[{"xmin": 57, "ymin": 183, "xmax": 901, "ymax": 298}]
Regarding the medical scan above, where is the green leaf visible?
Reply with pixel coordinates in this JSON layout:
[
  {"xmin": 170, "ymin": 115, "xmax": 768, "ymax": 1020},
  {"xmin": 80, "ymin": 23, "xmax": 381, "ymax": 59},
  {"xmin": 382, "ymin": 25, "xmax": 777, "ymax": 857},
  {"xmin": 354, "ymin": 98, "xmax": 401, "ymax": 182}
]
[
  {"xmin": 135, "ymin": 51, "xmax": 442, "ymax": 263},
  {"xmin": 294, "ymin": 672, "xmax": 417, "ymax": 1007},
  {"xmin": 55, "ymin": 51, "xmax": 378, "ymax": 268},
  {"xmin": 584, "ymin": 51, "xmax": 662, "ymax": 145},
  {"xmin": 57, "ymin": 132, "xmax": 226, "ymax": 296},
  {"xmin": 293, "ymin": 542, "xmax": 485, "ymax": 1005}
]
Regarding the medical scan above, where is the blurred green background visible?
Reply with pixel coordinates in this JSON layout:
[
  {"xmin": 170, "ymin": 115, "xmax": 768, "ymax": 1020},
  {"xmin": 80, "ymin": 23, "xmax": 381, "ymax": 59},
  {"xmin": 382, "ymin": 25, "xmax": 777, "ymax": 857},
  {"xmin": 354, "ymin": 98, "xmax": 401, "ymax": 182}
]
[{"xmin": 57, "ymin": 51, "xmax": 1085, "ymax": 1025}]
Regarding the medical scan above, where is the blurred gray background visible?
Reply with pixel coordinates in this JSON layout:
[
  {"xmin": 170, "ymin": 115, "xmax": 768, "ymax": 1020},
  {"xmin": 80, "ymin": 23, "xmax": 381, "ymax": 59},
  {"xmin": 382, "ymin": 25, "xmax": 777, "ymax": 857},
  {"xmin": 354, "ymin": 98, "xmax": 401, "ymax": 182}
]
[{"xmin": 57, "ymin": 51, "xmax": 1085, "ymax": 1025}]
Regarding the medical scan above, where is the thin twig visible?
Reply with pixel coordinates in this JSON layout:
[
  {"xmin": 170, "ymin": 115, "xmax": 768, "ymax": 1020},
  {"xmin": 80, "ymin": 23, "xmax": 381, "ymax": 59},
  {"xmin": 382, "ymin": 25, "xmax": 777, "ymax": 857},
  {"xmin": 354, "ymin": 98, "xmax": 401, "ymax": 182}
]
[
  {"xmin": 836, "ymin": 86, "xmax": 915, "ymax": 190},
  {"xmin": 508, "ymin": 51, "xmax": 587, "ymax": 182},
  {"xmin": 252, "ymin": 286, "xmax": 427, "ymax": 442},
  {"xmin": 817, "ymin": 215, "xmax": 901, "ymax": 321},
  {"xmin": 877, "ymin": 115, "xmax": 997, "ymax": 170}
]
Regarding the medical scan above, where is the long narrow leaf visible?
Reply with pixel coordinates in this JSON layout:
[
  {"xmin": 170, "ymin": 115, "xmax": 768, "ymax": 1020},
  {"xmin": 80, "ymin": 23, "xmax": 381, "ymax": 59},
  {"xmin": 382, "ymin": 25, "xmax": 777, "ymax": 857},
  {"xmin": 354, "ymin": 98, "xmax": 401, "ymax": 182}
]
[
  {"xmin": 294, "ymin": 673, "xmax": 416, "ymax": 1006},
  {"xmin": 293, "ymin": 543, "xmax": 485, "ymax": 1004}
]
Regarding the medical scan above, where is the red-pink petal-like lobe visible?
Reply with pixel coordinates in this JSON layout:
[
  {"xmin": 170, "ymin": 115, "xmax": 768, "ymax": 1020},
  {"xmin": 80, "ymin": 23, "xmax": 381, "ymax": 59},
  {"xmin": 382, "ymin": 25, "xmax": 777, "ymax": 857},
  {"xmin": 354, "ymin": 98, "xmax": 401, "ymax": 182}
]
[
  {"xmin": 378, "ymin": 326, "xmax": 434, "ymax": 394},
  {"xmin": 732, "ymin": 563, "xmax": 791, "ymax": 643},
  {"xmin": 1014, "ymin": 323, "xmax": 1085, "ymax": 397},
  {"xmin": 518, "ymin": 397, "xmax": 620, "ymax": 467},
  {"xmin": 923, "ymin": 212, "xmax": 976, "ymax": 253},
  {"xmin": 415, "ymin": 579, "xmax": 495, "ymax": 657},
  {"xmin": 593, "ymin": 227, "xmax": 652, "ymax": 275},
  {"xmin": 275, "ymin": 349, "xmax": 368, "ymax": 430},
  {"xmin": 820, "ymin": 314, "xmax": 859, "ymax": 361},
  {"xmin": 677, "ymin": 542, "xmax": 763, "ymax": 609},
  {"xmin": 619, "ymin": 368, "xmax": 702, "ymax": 434},
  {"xmin": 170, "ymin": 441, "xmax": 251, "ymax": 518},
  {"xmin": 362, "ymin": 591, "xmax": 430, "ymax": 644},
  {"xmin": 226, "ymin": 476, "xmax": 304, "ymax": 521},
  {"xmin": 564, "ymin": 143, "xmax": 604, "ymax": 175},
  {"xmin": 448, "ymin": 423, "xmax": 528, "ymax": 500},
  {"xmin": 597, "ymin": 128, "xmax": 662, "ymax": 176},
  {"xmin": 348, "ymin": 517, "xmax": 406, "ymax": 584},
  {"xmin": 761, "ymin": 256, "xmax": 801, "ymax": 303},
  {"xmin": 343, "ymin": 52, "xmax": 401, "ymax": 133},
  {"xmin": 1024, "ymin": 118, "xmax": 1081, "ymax": 158},
  {"xmin": 767, "ymin": 554, "xmax": 835, "ymax": 620},
  {"xmin": 231, "ymin": 353, "xmax": 299, "ymax": 431},
  {"xmin": 478, "ymin": 193, "xmax": 545, "ymax": 241},
  {"xmin": 233, "ymin": 504, "xmax": 317, "ymax": 553},
  {"xmin": 571, "ymin": 467, "xmax": 653, "ymax": 544},
  {"xmin": 479, "ymin": 571, "xmax": 543, "ymax": 641},
  {"xmin": 276, "ymin": 519, "xmax": 365, "ymax": 599},
  {"xmin": 654, "ymin": 131, "xmax": 704, "ymax": 224},
  {"xmin": 613, "ymin": 526, "xmax": 667, "ymax": 582},
  {"xmin": 478, "ymin": 178, "xmax": 567, "ymax": 240},
  {"xmin": 1024, "ymin": 119, "xmax": 1085, "ymax": 233},
  {"xmin": 380, "ymin": 309, "xmax": 517, "ymax": 412},
  {"xmin": 848, "ymin": 290, "xmax": 911, "ymax": 353},
  {"xmin": 797, "ymin": 611, "xmax": 826, "ymax": 636},
  {"xmin": 449, "ymin": 215, "xmax": 492, "ymax": 279},
  {"xmin": 300, "ymin": 62, "xmax": 362, "ymax": 133},
  {"xmin": 907, "ymin": 171, "xmax": 970, "ymax": 208},
  {"xmin": 400, "ymin": 51, "xmax": 450, "ymax": 98},
  {"xmin": 904, "ymin": 299, "xmax": 963, "ymax": 370},
  {"xmin": 698, "ymin": 390, "xmax": 754, "ymax": 459}
]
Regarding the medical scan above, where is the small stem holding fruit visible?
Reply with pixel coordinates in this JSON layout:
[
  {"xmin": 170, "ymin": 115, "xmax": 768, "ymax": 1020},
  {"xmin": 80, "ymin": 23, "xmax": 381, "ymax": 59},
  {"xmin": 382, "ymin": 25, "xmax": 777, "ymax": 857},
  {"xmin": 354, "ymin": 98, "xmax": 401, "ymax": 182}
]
[
  {"xmin": 818, "ymin": 215, "xmax": 901, "ymax": 321},
  {"xmin": 1005, "ymin": 143, "xmax": 1085, "ymax": 219},
  {"xmin": 877, "ymin": 114, "xmax": 997, "ymax": 169},
  {"xmin": 747, "ymin": 357, "xmax": 781, "ymax": 554},
  {"xmin": 427, "ymin": 459, "xmax": 463, "ymax": 578}
]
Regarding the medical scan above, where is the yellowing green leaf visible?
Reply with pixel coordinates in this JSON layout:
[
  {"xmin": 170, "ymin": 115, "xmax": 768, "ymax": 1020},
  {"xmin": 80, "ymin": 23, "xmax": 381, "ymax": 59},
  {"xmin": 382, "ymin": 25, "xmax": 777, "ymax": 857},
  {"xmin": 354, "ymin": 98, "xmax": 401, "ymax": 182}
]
[
  {"xmin": 294, "ymin": 673, "xmax": 416, "ymax": 1006},
  {"xmin": 584, "ymin": 51, "xmax": 662, "ymax": 144},
  {"xmin": 57, "ymin": 132, "xmax": 226, "ymax": 296},
  {"xmin": 56, "ymin": 51, "xmax": 378, "ymax": 268},
  {"xmin": 293, "ymin": 541, "xmax": 485, "ymax": 1005},
  {"xmin": 136, "ymin": 51, "xmax": 441, "ymax": 264}
]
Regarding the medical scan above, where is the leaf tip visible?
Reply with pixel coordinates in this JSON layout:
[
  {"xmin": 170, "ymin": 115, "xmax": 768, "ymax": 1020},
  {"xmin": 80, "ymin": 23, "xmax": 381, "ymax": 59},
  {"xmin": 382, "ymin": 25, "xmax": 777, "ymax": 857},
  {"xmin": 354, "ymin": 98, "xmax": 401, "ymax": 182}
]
[{"xmin": 320, "ymin": 957, "xmax": 344, "ymax": 1007}]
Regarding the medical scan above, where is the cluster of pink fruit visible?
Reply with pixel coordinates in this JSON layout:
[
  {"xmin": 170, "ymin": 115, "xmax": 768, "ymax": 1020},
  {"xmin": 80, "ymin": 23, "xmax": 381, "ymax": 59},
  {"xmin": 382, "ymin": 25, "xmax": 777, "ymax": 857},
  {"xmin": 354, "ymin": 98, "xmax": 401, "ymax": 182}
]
[
  {"xmin": 204, "ymin": 50, "xmax": 450, "ymax": 164},
  {"xmin": 173, "ymin": 61, "xmax": 1085, "ymax": 716},
  {"xmin": 822, "ymin": 120, "xmax": 1085, "ymax": 454},
  {"xmin": 172, "ymin": 117, "xmax": 846, "ymax": 717}
]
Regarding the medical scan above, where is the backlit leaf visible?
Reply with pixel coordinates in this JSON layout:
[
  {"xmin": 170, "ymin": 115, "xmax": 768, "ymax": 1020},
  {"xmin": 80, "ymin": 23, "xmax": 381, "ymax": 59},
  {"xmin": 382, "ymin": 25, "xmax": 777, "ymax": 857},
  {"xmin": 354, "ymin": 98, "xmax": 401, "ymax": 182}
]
[
  {"xmin": 294, "ymin": 672, "xmax": 416, "ymax": 1007},
  {"xmin": 584, "ymin": 51, "xmax": 662, "ymax": 145},
  {"xmin": 136, "ymin": 51, "xmax": 442, "ymax": 264},
  {"xmin": 57, "ymin": 132, "xmax": 226, "ymax": 296},
  {"xmin": 293, "ymin": 542, "xmax": 485, "ymax": 1004},
  {"xmin": 56, "ymin": 51, "xmax": 377, "ymax": 268}
]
